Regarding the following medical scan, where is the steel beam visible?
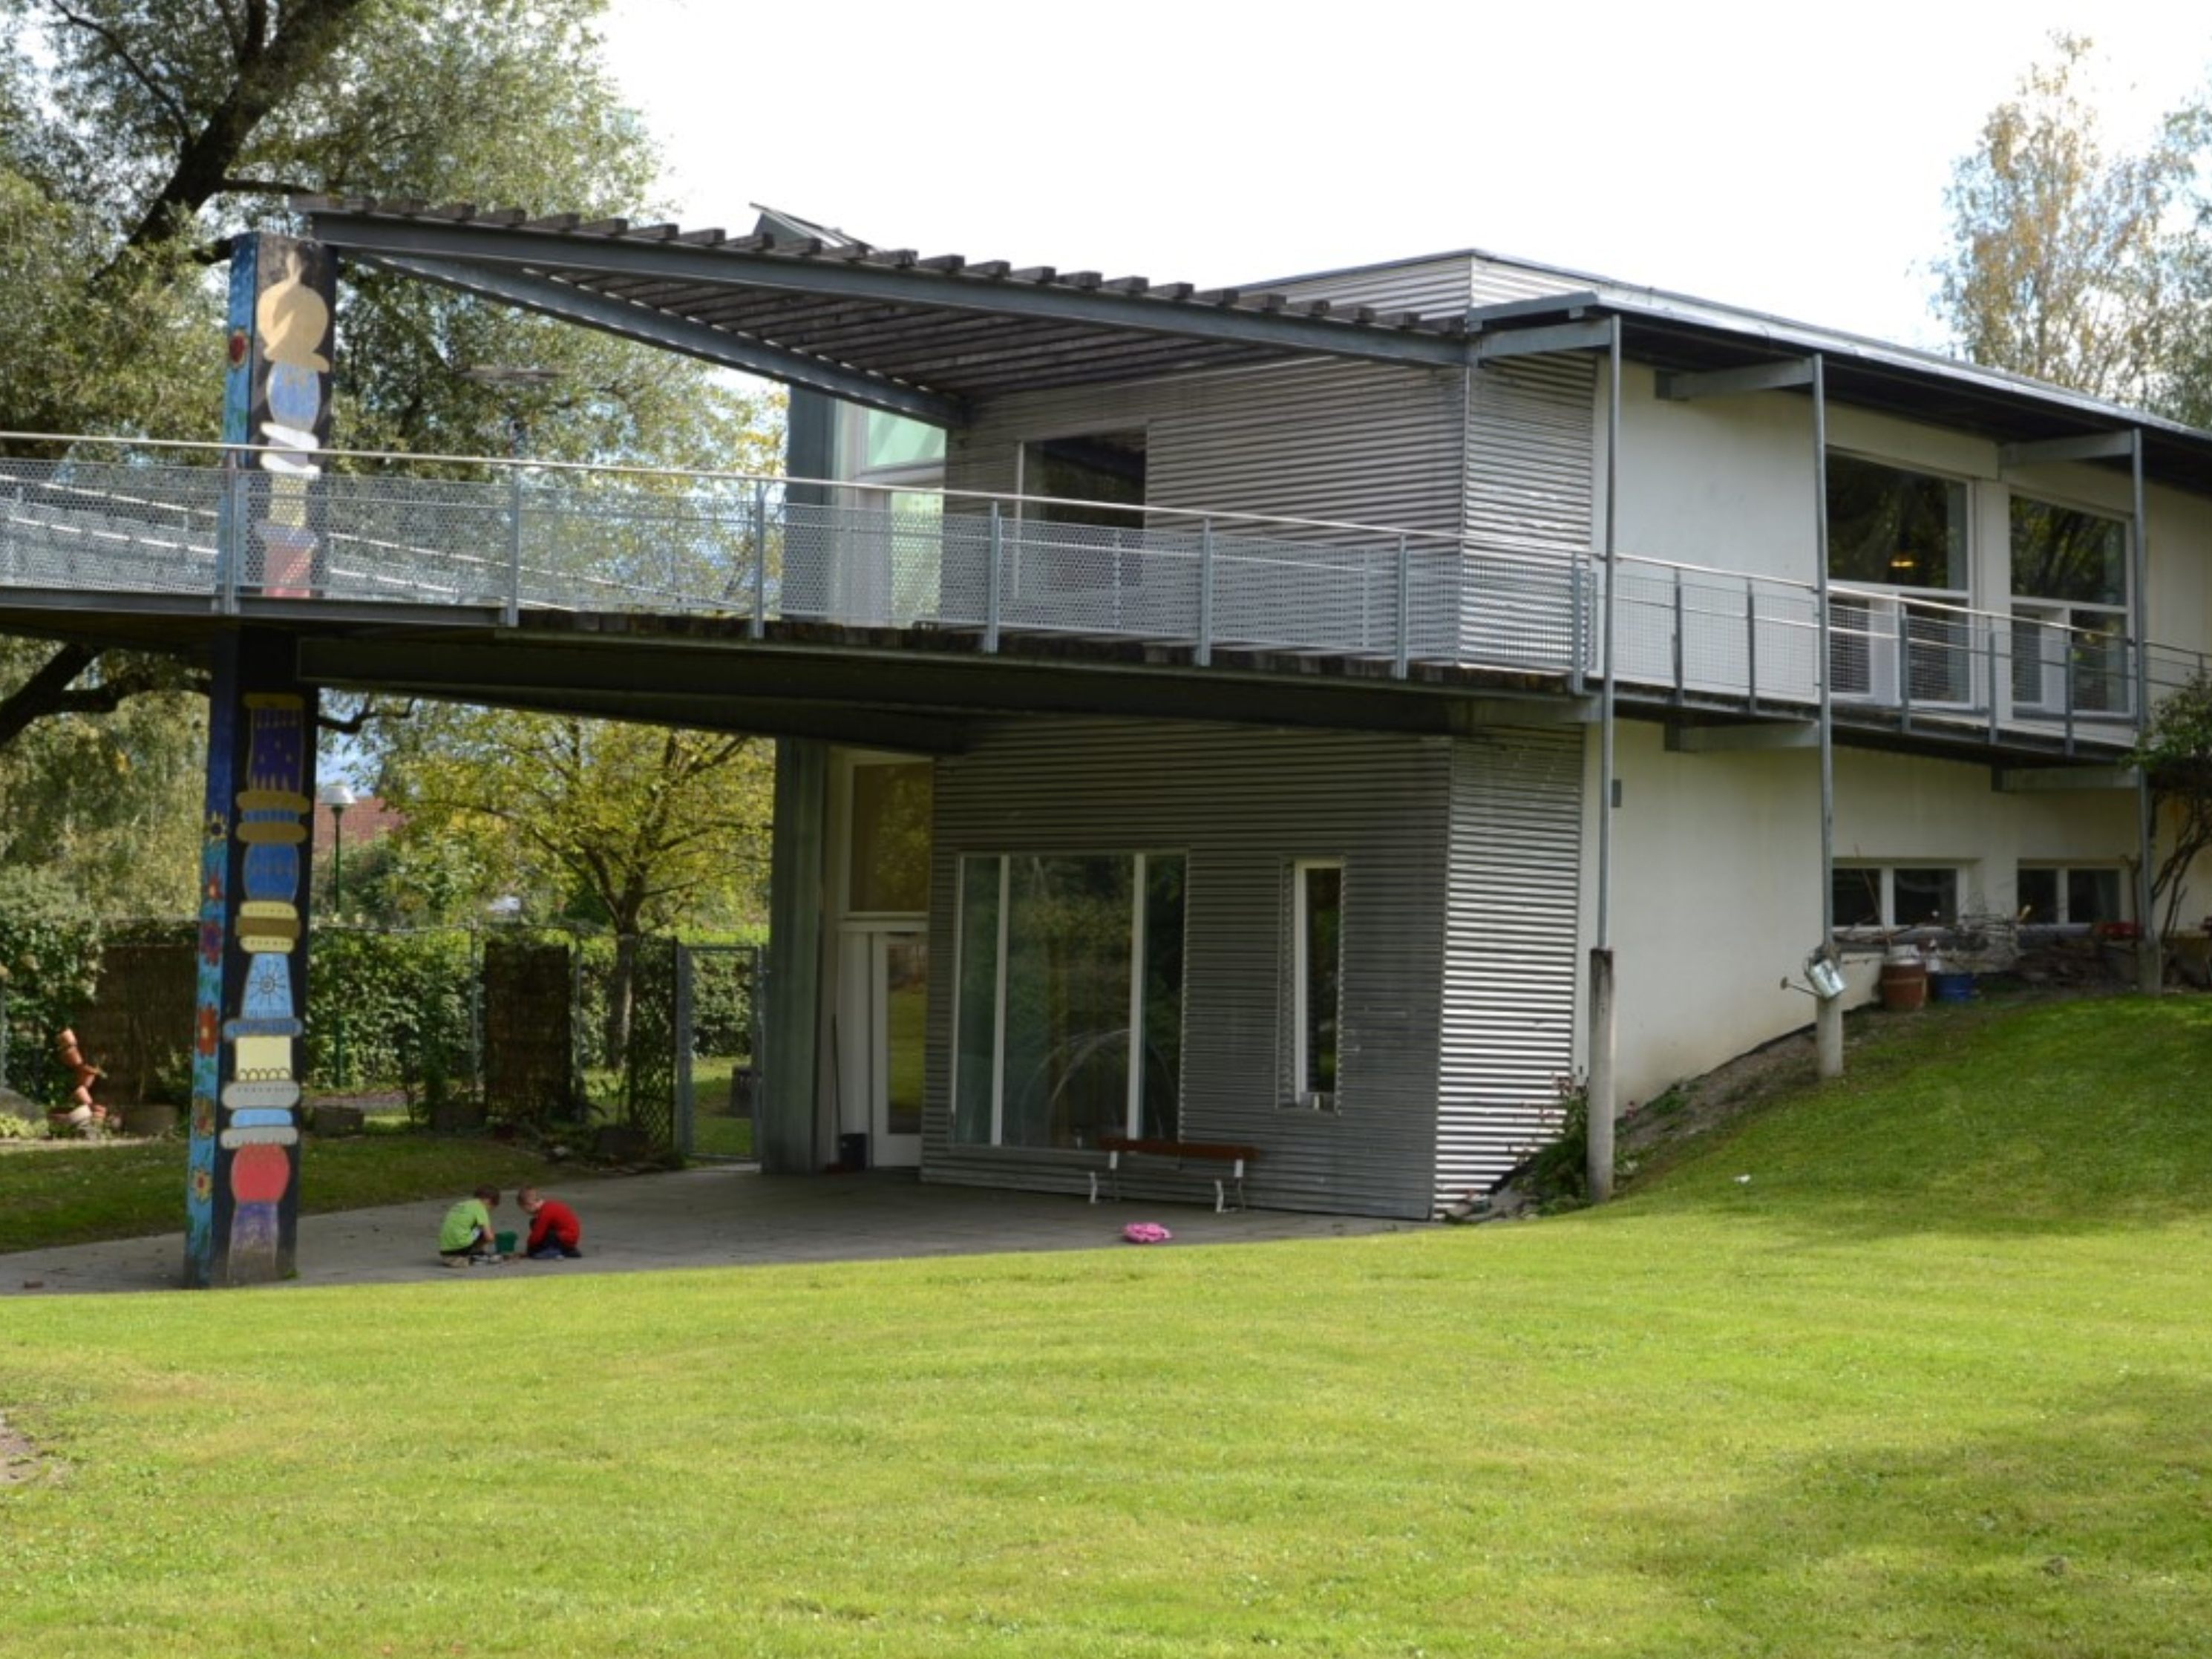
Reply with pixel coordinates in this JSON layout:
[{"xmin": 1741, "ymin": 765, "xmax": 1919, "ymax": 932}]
[
  {"xmin": 1453, "ymin": 695, "xmax": 1598, "ymax": 728},
  {"xmin": 2000, "ymin": 431, "xmax": 2135, "ymax": 467},
  {"xmin": 1656, "ymin": 359, "xmax": 1816, "ymax": 401},
  {"xmin": 1993, "ymin": 764, "xmax": 2140, "ymax": 793},
  {"xmin": 367, "ymin": 255, "xmax": 966, "ymax": 425},
  {"xmin": 1666, "ymin": 721, "xmax": 1819, "ymax": 753},
  {"xmin": 304, "ymin": 212, "xmax": 1472, "ymax": 371},
  {"xmin": 1470, "ymin": 318, "xmax": 1615, "ymax": 361}
]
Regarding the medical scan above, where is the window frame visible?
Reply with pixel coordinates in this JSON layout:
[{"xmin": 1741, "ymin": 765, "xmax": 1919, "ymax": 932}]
[
  {"xmin": 2006, "ymin": 491, "xmax": 2133, "ymax": 719},
  {"xmin": 949, "ymin": 848, "xmax": 1188, "ymax": 1151},
  {"xmin": 1832, "ymin": 862, "xmax": 1964, "ymax": 931},
  {"xmin": 2015, "ymin": 863, "xmax": 2127, "ymax": 926},
  {"xmin": 1289, "ymin": 859, "xmax": 1346, "ymax": 1110},
  {"xmin": 1824, "ymin": 451, "xmax": 1977, "ymax": 709}
]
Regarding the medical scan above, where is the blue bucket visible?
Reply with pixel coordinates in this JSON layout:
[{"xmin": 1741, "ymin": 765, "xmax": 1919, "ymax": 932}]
[{"xmin": 1928, "ymin": 970, "xmax": 1974, "ymax": 1004}]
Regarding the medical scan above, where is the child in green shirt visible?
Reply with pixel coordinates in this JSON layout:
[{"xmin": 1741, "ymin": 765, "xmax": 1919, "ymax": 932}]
[{"xmin": 438, "ymin": 1185, "xmax": 501, "ymax": 1266}]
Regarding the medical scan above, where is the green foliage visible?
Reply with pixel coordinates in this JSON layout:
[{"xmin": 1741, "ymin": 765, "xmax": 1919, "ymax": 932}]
[
  {"xmin": 1937, "ymin": 33, "xmax": 2212, "ymax": 413},
  {"xmin": 0, "ymin": 864, "xmax": 103, "ymax": 1101},
  {"xmin": 304, "ymin": 927, "xmax": 474, "ymax": 1099},
  {"xmin": 0, "ymin": 1112, "xmax": 39, "ymax": 1139},
  {"xmin": 2135, "ymin": 667, "xmax": 2212, "ymax": 938}
]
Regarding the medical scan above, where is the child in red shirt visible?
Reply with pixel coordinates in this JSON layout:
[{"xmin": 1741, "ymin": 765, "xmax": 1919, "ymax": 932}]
[{"xmin": 517, "ymin": 1186, "xmax": 583, "ymax": 1259}]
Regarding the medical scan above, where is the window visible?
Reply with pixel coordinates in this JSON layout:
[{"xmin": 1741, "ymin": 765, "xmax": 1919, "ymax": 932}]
[
  {"xmin": 1826, "ymin": 456, "xmax": 1972, "ymax": 704},
  {"xmin": 951, "ymin": 852, "xmax": 1185, "ymax": 1149},
  {"xmin": 1021, "ymin": 433, "xmax": 1146, "ymax": 530},
  {"xmin": 841, "ymin": 408, "xmax": 946, "ymax": 626},
  {"xmin": 1292, "ymin": 862, "xmax": 1344, "ymax": 1105},
  {"xmin": 2009, "ymin": 497, "xmax": 2130, "ymax": 716},
  {"xmin": 2016, "ymin": 865, "xmax": 2124, "ymax": 926},
  {"xmin": 847, "ymin": 760, "xmax": 932, "ymax": 915},
  {"xmin": 1833, "ymin": 865, "xmax": 1960, "ymax": 929}
]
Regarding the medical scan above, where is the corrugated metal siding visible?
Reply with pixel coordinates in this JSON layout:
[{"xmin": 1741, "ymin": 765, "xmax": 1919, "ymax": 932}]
[
  {"xmin": 1468, "ymin": 254, "xmax": 1596, "ymax": 307},
  {"xmin": 1436, "ymin": 727, "xmax": 1586, "ymax": 1205},
  {"xmin": 1464, "ymin": 353, "xmax": 1597, "ymax": 669},
  {"xmin": 1272, "ymin": 255, "xmax": 1474, "ymax": 318},
  {"xmin": 946, "ymin": 359, "xmax": 1466, "ymax": 539},
  {"xmin": 925, "ymin": 718, "xmax": 1453, "ymax": 1220}
]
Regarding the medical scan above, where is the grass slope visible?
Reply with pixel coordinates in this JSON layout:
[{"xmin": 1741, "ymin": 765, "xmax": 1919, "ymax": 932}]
[{"xmin": 4, "ymin": 996, "xmax": 2212, "ymax": 1656}]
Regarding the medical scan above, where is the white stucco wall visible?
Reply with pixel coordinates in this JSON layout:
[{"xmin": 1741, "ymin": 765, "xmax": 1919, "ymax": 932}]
[{"xmin": 1586, "ymin": 719, "xmax": 2146, "ymax": 1107}]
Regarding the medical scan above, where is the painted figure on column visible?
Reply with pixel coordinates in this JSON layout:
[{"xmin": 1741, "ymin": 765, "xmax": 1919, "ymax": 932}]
[
  {"xmin": 222, "ymin": 235, "xmax": 335, "ymax": 600},
  {"xmin": 221, "ymin": 693, "xmax": 310, "ymax": 1274}
]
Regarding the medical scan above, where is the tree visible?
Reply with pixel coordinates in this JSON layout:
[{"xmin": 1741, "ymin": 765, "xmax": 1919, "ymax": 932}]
[
  {"xmin": 0, "ymin": 0, "xmax": 784, "ymax": 912},
  {"xmin": 1935, "ymin": 33, "xmax": 2211, "ymax": 411},
  {"xmin": 371, "ymin": 704, "xmax": 774, "ymax": 1053},
  {"xmin": 2136, "ymin": 668, "xmax": 2212, "ymax": 945}
]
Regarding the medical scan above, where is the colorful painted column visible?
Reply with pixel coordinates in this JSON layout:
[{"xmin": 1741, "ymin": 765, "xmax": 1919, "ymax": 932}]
[
  {"xmin": 186, "ymin": 634, "xmax": 318, "ymax": 1287},
  {"xmin": 220, "ymin": 233, "xmax": 336, "ymax": 599}
]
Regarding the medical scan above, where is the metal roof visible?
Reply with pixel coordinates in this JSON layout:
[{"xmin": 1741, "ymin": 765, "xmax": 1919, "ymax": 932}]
[
  {"xmin": 294, "ymin": 196, "xmax": 2212, "ymax": 494},
  {"xmin": 293, "ymin": 196, "xmax": 1475, "ymax": 426}
]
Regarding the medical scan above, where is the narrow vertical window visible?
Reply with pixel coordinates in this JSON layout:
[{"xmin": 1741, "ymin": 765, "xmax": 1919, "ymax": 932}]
[{"xmin": 1294, "ymin": 861, "xmax": 1344, "ymax": 1104}]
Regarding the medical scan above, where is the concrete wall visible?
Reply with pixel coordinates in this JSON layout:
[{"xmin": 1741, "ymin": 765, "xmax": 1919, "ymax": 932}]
[{"xmin": 1593, "ymin": 719, "xmax": 2144, "ymax": 1107}]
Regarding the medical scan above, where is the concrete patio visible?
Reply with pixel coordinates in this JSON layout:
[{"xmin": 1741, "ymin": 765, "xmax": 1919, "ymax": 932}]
[{"xmin": 0, "ymin": 1167, "xmax": 1420, "ymax": 1296}]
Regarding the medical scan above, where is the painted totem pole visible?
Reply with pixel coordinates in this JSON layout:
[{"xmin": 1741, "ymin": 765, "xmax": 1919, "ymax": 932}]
[{"xmin": 186, "ymin": 234, "xmax": 333, "ymax": 1287}]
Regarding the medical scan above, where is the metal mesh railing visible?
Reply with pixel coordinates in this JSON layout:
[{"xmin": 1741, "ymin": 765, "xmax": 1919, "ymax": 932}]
[{"xmin": 4, "ymin": 440, "xmax": 2208, "ymax": 747}]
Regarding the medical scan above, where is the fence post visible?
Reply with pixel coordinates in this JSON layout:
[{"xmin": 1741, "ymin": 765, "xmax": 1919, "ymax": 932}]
[
  {"xmin": 750, "ymin": 480, "xmax": 768, "ymax": 641},
  {"xmin": 1744, "ymin": 577, "xmax": 1758, "ymax": 711},
  {"xmin": 503, "ymin": 467, "xmax": 523, "ymax": 627},
  {"xmin": 1568, "ymin": 551, "xmax": 1586, "ymax": 695},
  {"xmin": 1896, "ymin": 603, "xmax": 1913, "ymax": 733},
  {"xmin": 1197, "ymin": 517, "xmax": 1214, "ymax": 669},
  {"xmin": 220, "ymin": 469, "xmax": 248, "ymax": 615},
  {"xmin": 2064, "ymin": 637, "xmax": 2076, "ymax": 756},
  {"xmin": 1986, "ymin": 622, "xmax": 2000, "ymax": 744},
  {"xmin": 985, "ymin": 501, "xmax": 1002, "ymax": 654},
  {"xmin": 674, "ymin": 945, "xmax": 695, "ymax": 1160},
  {"xmin": 1393, "ymin": 537, "xmax": 1410, "ymax": 679},
  {"xmin": 1670, "ymin": 565, "xmax": 1685, "ymax": 701}
]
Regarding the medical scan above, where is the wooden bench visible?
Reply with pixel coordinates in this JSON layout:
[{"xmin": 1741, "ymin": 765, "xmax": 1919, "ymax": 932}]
[{"xmin": 1090, "ymin": 1136, "xmax": 1260, "ymax": 1213}]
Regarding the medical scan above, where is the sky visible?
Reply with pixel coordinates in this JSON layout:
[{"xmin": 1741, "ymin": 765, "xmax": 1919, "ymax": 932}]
[{"xmin": 601, "ymin": 1, "xmax": 2212, "ymax": 356}]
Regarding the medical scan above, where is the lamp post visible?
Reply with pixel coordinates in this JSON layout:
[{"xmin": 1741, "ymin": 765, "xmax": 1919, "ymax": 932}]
[{"xmin": 316, "ymin": 782, "xmax": 357, "ymax": 1090}]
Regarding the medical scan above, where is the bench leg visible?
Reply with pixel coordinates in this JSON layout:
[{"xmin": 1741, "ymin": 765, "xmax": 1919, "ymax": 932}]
[
  {"xmin": 1214, "ymin": 1178, "xmax": 1226, "ymax": 1214},
  {"xmin": 1088, "ymin": 1171, "xmax": 1099, "ymax": 1205}
]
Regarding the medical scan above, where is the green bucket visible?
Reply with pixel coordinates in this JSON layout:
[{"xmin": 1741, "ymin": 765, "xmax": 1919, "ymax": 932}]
[{"xmin": 494, "ymin": 1230, "xmax": 518, "ymax": 1254}]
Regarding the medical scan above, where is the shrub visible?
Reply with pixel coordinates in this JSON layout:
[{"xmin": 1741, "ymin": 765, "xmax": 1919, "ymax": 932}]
[{"xmin": 0, "ymin": 866, "xmax": 103, "ymax": 1102}]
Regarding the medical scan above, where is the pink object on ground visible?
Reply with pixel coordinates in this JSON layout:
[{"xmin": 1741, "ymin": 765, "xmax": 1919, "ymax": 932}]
[{"xmin": 1121, "ymin": 1223, "xmax": 1174, "ymax": 1244}]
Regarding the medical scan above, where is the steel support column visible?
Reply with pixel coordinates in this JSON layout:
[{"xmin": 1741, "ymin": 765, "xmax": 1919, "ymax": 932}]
[
  {"xmin": 759, "ymin": 739, "xmax": 828, "ymax": 1174},
  {"xmin": 2133, "ymin": 431, "xmax": 2159, "ymax": 992},
  {"xmin": 1812, "ymin": 357, "xmax": 1842, "ymax": 1079},
  {"xmin": 1587, "ymin": 317, "xmax": 1623, "ymax": 1203}
]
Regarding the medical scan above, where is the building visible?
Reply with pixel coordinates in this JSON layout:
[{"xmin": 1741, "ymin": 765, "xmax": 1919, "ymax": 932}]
[{"xmin": 5, "ymin": 203, "xmax": 2206, "ymax": 1267}]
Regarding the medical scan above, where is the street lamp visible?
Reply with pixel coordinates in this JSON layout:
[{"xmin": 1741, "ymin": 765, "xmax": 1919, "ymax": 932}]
[{"xmin": 316, "ymin": 782, "xmax": 357, "ymax": 1092}]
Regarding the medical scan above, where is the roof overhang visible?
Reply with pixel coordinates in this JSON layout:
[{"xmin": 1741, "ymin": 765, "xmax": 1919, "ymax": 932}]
[{"xmin": 295, "ymin": 198, "xmax": 1474, "ymax": 427}]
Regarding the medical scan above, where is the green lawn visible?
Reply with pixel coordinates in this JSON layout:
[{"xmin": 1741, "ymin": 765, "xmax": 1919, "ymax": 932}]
[
  {"xmin": 0, "ymin": 1128, "xmax": 568, "ymax": 1255},
  {"xmin": 5, "ymin": 995, "xmax": 2212, "ymax": 1655}
]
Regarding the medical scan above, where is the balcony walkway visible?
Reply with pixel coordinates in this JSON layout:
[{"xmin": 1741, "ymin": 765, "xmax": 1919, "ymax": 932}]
[{"xmin": 0, "ymin": 447, "xmax": 2190, "ymax": 758}]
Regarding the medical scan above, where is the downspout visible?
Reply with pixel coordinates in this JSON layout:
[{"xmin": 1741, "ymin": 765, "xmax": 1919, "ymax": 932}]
[
  {"xmin": 1812, "ymin": 356, "xmax": 1843, "ymax": 1079},
  {"xmin": 1586, "ymin": 317, "xmax": 1623, "ymax": 1202},
  {"xmin": 2133, "ymin": 429, "xmax": 2159, "ymax": 992}
]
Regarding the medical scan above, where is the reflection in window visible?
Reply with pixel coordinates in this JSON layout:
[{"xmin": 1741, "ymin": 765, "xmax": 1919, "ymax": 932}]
[
  {"xmin": 1827, "ymin": 455, "xmax": 1967, "ymax": 591},
  {"xmin": 952, "ymin": 852, "xmax": 1185, "ymax": 1148},
  {"xmin": 2018, "ymin": 866, "xmax": 2122, "ymax": 925},
  {"xmin": 1294, "ymin": 863, "xmax": 1344, "ymax": 1100},
  {"xmin": 2010, "ymin": 498, "xmax": 2131, "ymax": 716},
  {"xmin": 2012, "ymin": 500, "xmax": 2126, "ymax": 606},
  {"xmin": 1833, "ymin": 865, "xmax": 1960, "ymax": 928},
  {"xmin": 849, "ymin": 762, "xmax": 933, "ymax": 914}
]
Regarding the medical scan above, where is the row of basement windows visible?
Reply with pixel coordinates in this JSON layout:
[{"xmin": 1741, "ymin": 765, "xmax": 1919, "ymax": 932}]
[
  {"xmin": 1833, "ymin": 863, "xmax": 2124, "ymax": 929},
  {"xmin": 1827, "ymin": 454, "xmax": 2131, "ymax": 712},
  {"xmin": 949, "ymin": 854, "xmax": 1343, "ymax": 1151}
]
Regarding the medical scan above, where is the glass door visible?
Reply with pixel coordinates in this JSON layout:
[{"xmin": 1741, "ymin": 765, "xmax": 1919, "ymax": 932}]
[{"xmin": 874, "ymin": 934, "xmax": 926, "ymax": 1165}]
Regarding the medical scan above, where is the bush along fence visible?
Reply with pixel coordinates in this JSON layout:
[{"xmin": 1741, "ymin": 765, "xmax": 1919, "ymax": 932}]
[{"xmin": 1, "ymin": 919, "xmax": 758, "ymax": 1161}]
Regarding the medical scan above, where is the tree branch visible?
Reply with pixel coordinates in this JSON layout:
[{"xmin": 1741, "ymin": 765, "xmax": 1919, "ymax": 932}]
[{"xmin": 45, "ymin": 1, "xmax": 195, "ymax": 144}]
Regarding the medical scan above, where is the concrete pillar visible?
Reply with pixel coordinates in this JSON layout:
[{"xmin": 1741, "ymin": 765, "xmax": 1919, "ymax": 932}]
[
  {"xmin": 760, "ymin": 738, "xmax": 828, "ymax": 1174},
  {"xmin": 1816, "ymin": 993, "xmax": 1844, "ymax": 1080},
  {"xmin": 1586, "ymin": 947, "xmax": 1616, "ymax": 1204},
  {"xmin": 185, "ymin": 632, "xmax": 318, "ymax": 1286}
]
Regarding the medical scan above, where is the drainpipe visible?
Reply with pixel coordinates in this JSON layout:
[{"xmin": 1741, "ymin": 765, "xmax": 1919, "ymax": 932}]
[
  {"xmin": 1812, "ymin": 357, "xmax": 1842, "ymax": 1080},
  {"xmin": 1586, "ymin": 317, "xmax": 1622, "ymax": 1203},
  {"xmin": 2133, "ymin": 430, "xmax": 2159, "ymax": 993}
]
